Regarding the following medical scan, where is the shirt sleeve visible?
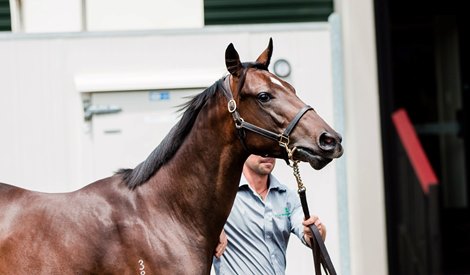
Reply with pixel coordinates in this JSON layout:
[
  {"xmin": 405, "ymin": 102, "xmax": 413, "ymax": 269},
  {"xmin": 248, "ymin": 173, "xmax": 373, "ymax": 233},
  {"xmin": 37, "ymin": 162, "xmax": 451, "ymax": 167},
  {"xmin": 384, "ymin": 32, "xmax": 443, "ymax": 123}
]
[{"xmin": 288, "ymin": 189, "xmax": 310, "ymax": 247}]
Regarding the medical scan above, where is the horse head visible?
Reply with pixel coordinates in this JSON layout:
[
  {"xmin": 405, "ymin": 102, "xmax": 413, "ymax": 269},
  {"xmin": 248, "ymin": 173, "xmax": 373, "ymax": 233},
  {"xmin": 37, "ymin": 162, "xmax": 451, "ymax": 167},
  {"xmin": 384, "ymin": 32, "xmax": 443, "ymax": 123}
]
[{"xmin": 223, "ymin": 38, "xmax": 343, "ymax": 169}]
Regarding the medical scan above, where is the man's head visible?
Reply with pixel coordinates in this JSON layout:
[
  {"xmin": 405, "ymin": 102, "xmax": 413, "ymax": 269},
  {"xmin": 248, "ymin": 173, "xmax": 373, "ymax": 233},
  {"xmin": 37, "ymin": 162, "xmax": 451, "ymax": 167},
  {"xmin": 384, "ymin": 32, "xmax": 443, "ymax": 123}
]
[{"xmin": 244, "ymin": 155, "xmax": 276, "ymax": 176}]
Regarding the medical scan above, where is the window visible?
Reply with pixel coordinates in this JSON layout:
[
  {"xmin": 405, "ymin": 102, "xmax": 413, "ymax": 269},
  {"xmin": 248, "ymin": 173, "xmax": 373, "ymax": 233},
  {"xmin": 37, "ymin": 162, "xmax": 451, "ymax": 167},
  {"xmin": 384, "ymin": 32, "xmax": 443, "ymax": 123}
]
[
  {"xmin": 0, "ymin": 0, "xmax": 11, "ymax": 31},
  {"xmin": 204, "ymin": 0, "xmax": 333, "ymax": 25}
]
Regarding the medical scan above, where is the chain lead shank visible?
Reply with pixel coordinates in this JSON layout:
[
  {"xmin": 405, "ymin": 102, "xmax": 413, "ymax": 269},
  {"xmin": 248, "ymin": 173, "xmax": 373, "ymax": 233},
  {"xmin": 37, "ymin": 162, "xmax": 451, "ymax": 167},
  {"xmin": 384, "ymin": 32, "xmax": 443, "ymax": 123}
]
[{"xmin": 286, "ymin": 148, "xmax": 337, "ymax": 275}]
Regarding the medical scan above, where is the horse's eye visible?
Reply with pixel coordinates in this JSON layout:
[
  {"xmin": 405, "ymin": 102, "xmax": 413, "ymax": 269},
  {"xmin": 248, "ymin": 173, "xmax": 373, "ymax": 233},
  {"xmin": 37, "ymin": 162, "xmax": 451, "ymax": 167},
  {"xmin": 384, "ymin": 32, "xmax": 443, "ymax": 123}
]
[{"xmin": 257, "ymin": 92, "xmax": 272, "ymax": 103}]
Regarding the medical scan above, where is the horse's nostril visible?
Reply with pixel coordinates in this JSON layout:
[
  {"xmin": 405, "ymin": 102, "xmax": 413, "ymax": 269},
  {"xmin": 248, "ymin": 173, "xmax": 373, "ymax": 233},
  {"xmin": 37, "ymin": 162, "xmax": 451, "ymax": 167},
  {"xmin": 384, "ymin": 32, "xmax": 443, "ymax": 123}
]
[
  {"xmin": 324, "ymin": 137, "xmax": 335, "ymax": 145},
  {"xmin": 319, "ymin": 132, "xmax": 337, "ymax": 150}
]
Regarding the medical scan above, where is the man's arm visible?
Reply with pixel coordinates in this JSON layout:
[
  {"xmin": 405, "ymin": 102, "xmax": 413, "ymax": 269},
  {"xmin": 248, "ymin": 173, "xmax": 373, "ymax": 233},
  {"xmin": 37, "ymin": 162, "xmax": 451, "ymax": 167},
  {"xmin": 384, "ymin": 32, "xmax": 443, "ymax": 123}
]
[{"xmin": 288, "ymin": 190, "xmax": 327, "ymax": 248}]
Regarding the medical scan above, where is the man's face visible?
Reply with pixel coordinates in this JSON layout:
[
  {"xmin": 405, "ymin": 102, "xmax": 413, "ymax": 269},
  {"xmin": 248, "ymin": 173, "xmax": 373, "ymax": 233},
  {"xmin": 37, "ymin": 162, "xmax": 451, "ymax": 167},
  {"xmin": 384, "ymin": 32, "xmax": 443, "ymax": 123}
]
[{"xmin": 245, "ymin": 155, "xmax": 276, "ymax": 176}]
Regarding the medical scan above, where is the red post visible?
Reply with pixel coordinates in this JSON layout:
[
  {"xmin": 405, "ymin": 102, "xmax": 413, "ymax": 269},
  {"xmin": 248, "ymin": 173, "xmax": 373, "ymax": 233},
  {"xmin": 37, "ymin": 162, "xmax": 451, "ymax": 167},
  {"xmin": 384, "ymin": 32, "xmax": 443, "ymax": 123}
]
[{"xmin": 391, "ymin": 108, "xmax": 439, "ymax": 193}]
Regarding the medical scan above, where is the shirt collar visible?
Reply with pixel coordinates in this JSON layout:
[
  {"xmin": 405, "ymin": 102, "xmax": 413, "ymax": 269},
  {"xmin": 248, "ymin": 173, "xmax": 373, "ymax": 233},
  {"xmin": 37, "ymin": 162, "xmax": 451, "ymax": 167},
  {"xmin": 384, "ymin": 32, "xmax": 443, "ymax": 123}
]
[{"xmin": 239, "ymin": 173, "xmax": 287, "ymax": 192}]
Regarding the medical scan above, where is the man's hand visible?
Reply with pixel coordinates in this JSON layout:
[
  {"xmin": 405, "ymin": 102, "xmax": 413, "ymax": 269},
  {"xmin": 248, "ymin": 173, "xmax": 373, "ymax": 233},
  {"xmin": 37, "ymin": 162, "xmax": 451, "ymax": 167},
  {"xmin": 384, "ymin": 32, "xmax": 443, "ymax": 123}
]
[
  {"xmin": 302, "ymin": 215, "xmax": 326, "ymax": 247},
  {"xmin": 214, "ymin": 229, "xmax": 228, "ymax": 259}
]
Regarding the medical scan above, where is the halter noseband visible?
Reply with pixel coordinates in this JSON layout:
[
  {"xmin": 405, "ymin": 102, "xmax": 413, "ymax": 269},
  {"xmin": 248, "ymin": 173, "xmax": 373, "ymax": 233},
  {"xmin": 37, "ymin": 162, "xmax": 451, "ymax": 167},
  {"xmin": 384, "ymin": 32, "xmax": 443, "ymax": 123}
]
[{"xmin": 220, "ymin": 68, "xmax": 313, "ymax": 163}]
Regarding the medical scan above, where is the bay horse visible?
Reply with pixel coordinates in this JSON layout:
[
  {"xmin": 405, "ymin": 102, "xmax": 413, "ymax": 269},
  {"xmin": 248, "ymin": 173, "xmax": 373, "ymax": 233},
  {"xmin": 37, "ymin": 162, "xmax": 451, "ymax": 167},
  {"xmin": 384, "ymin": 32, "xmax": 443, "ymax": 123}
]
[{"xmin": 0, "ymin": 39, "xmax": 343, "ymax": 274}]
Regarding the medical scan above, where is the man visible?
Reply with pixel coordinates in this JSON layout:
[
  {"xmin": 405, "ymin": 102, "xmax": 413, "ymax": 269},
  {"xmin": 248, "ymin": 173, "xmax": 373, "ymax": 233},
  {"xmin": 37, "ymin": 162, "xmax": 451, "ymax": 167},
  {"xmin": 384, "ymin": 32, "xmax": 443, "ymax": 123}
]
[{"xmin": 213, "ymin": 154, "xmax": 326, "ymax": 275}]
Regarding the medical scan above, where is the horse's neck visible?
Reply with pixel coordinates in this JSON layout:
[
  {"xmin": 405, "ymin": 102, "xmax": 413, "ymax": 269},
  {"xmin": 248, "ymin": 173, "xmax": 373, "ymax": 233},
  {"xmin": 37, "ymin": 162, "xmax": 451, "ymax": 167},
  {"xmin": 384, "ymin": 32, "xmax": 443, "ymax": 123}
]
[{"xmin": 143, "ymin": 99, "xmax": 247, "ymax": 241}]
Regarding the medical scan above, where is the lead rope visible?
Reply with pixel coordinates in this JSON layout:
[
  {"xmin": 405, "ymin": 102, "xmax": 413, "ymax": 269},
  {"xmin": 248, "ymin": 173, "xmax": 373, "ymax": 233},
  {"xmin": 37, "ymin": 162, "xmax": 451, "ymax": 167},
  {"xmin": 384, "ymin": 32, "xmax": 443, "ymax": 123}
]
[{"xmin": 287, "ymin": 148, "xmax": 337, "ymax": 275}]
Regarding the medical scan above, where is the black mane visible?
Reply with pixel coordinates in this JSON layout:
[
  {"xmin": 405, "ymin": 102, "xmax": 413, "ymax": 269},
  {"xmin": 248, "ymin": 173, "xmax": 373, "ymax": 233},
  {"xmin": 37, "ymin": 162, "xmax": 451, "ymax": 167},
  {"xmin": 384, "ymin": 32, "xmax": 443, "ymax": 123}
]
[{"xmin": 116, "ymin": 79, "xmax": 222, "ymax": 189}]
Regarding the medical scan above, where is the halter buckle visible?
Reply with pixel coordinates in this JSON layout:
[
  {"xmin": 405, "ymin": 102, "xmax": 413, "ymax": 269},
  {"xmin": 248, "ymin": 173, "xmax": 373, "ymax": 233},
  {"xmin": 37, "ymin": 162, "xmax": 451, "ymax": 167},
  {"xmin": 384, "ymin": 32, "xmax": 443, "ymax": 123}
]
[
  {"xmin": 235, "ymin": 117, "xmax": 244, "ymax": 129},
  {"xmin": 227, "ymin": 99, "xmax": 237, "ymax": 113},
  {"xmin": 279, "ymin": 134, "xmax": 289, "ymax": 148}
]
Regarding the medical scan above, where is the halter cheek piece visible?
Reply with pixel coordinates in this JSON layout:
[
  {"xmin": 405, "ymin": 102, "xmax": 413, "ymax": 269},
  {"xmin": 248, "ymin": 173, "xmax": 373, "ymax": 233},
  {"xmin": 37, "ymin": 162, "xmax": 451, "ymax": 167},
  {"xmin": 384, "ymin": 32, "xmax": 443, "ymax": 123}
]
[{"xmin": 219, "ymin": 68, "xmax": 313, "ymax": 163}]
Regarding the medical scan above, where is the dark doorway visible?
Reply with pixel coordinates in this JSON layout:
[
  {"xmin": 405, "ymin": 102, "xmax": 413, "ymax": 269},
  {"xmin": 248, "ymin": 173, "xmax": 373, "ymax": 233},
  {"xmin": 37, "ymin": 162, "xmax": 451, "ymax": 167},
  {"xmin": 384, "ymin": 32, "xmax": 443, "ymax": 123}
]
[{"xmin": 375, "ymin": 8, "xmax": 470, "ymax": 275}]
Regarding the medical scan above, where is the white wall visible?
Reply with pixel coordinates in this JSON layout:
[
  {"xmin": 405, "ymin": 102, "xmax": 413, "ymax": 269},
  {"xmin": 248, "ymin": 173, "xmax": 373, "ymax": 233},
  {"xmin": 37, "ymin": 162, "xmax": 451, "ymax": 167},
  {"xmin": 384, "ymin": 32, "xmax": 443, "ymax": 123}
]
[
  {"xmin": 19, "ymin": 0, "xmax": 83, "ymax": 32},
  {"xmin": 0, "ymin": 24, "xmax": 342, "ymax": 274},
  {"xmin": 86, "ymin": 0, "xmax": 204, "ymax": 31},
  {"xmin": 336, "ymin": 0, "xmax": 389, "ymax": 274},
  {"xmin": 9, "ymin": 0, "xmax": 204, "ymax": 33}
]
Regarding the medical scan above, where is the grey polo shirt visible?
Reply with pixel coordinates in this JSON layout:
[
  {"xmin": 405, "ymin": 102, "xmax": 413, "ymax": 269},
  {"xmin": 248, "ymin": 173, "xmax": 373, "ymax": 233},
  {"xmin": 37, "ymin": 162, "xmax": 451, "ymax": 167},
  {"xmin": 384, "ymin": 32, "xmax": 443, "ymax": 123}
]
[{"xmin": 213, "ymin": 174, "xmax": 307, "ymax": 275}]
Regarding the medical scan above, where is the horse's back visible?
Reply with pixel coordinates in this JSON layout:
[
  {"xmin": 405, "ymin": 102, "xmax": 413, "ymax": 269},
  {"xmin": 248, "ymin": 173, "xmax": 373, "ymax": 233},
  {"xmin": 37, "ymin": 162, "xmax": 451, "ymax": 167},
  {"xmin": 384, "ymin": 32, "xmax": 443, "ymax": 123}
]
[
  {"xmin": 0, "ymin": 182, "xmax": 33, "ymax": 212},
  {"xmin": 0, "ymin": 178, "xmax": 133, "ymax": 274},
  {"xmin": 0, "ymin": 181, "xmax": 26, "ymax": 194}
]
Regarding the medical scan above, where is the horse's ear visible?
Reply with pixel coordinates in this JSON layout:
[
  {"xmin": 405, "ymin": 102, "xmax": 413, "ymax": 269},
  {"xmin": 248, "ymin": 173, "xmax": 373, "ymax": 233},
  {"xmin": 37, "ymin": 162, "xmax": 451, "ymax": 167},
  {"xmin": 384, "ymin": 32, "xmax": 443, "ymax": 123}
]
[
  {"xmin": 255, "ymin": 38, "xmax": 273, "ymax": 70},
  {"xmin": 225, "ymin": 43, "xmax": 243, "ymax": 77}
]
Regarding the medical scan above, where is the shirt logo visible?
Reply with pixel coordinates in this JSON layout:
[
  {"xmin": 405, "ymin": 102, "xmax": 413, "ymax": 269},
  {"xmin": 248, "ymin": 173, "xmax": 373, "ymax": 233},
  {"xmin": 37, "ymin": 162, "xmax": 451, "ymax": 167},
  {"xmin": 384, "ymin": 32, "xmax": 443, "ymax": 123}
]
[{"xmin": 274, "ymin": 207, "xmax": 292, "ymax": 217}]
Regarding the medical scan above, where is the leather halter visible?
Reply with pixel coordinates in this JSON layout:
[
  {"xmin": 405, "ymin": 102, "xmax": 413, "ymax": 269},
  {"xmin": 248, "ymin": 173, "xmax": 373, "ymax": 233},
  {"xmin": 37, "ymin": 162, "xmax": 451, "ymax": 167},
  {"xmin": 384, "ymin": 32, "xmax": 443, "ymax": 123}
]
[{"xmin": 219, "ymin": 70, "xmax": 313, "ymax": 162}]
